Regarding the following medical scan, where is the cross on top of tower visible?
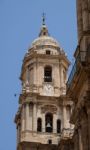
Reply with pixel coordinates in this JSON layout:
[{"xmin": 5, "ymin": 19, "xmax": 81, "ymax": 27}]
[
  {"xmin": 39, "ymin": 13, "xmax": 49, "ymax": 36},
  {"xmin": 42, "ymin": 13, "xmax": 46, "ymax": 25}
]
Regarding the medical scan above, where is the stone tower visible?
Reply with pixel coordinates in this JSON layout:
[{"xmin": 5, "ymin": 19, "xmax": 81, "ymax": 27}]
[{"xmin": 15, "ymin": 17, "xmax": 72, "ymax": 150}]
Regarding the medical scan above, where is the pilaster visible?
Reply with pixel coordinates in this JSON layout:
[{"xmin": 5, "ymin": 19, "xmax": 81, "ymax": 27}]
[
  {"xmin": 61, "ymin": 64, "xmax": 64, "ymax": 89},
  {"xmin": 33, "ymin": 103, "xmax": 37, "ymax": 132},
  {"xmin": 42, "ymin": 113, "xmax": 45, "ymax": 132},
  {"xmin": 29, "ymin": 103, "xmax": 33, "ymax": 131},
  {"xmin": 53, "ymin": 114, "xmax": 57, "ymax": 133},
  {"xmin": 33, "ymin": 63, "xmax": 37, "ymax": 85},
  {"xmin": 26, "ymin": 103, "xmax": 30, "ymax": 130},
  {"xmin": 21, "ymin": 105, "xmax": 25, "ymax": 132},
  {"xmin": 63, "ymin": 105, "xmax": 67, "ymax": 128}
]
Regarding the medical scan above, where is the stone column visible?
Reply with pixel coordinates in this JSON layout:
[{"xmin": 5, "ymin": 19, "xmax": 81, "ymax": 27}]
[
  {"xmin": 60, "ymin": 64, "xmax": 63, "ymax": 88},
  {"xmin": 42, "ymin": 113, "xmax": 45, "ymax": 132},
  {"xmin": 33, "ymin": 103, "xmax": 37, "ymax": 132},
  {"xmin": 63, "ymin": 105, "xmax": 67, "ymax": 128},
  {"xmin": 26, "ymin": 103, "xmax": 30, "ymax": 131},
  {"xmin": 29, "ymin": 103, "xmax": 33, "ymax": 131},
  {"xmin": 66, "ymin": 105, "xmax": 71, "ymax": 128},
  {"xmin": 53, "ymin": 114, "xmax": 57, "ymax": 133},
  {"xmin": 33, "ymin": 63, "xmax": 37, "ymax": 85},
  {"xmin": 21, "ymin": 105, "xmax": 25, "ymax": 131}
]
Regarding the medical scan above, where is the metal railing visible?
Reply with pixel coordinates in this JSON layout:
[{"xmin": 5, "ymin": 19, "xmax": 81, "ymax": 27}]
[
  {"xmin": 67, "ymin": 54, "xmax": 80, "ymax": 88},
  {"xmin": 37, "ymin": 128, "xmax": 61, "ymax": 134},
  {"xmin": 67, "ymin": 50, "xmax": 87, "ymax": 88}
]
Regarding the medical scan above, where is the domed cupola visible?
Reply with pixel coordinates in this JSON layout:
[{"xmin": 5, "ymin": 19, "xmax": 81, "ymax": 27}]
[{"xmin": 28, "ymin": 14, "xmax": 61, "ymax": 54}]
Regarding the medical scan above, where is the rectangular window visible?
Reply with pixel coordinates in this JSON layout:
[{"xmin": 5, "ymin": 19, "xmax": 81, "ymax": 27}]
[
  {"xmin": 44, "ymin": 66, "xmax": 52, "ymax": 82},
  {"xmin": 46, "ymin": 50, "xmax": 51, "ymax": 55}
]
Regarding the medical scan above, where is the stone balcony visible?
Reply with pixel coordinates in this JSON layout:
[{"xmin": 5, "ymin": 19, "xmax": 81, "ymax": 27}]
[
  {"xmin": 20, "ymin": 130, "xmax": 61, "ymax": 145},
  {"xmin": 61, "ymin": 128, "xmax": 74, "ymax": 139},
  {"xmin": 67, "ymin": 46, "xmax": 90, "ymax": 91}
]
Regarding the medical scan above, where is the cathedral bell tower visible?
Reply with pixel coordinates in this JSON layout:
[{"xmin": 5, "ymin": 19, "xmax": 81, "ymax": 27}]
[{"xmin": 15, "ymin": 16, "xmax": 71, "ymax": 150}]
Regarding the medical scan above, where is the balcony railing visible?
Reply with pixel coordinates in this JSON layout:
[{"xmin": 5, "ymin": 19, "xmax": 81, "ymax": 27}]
[
  {"xmin": 44, "ymin": 76, "xmax": 52, "ymax": 82},
  {"xmin": 67, "ymin": 50, "xmax": 87, "ymax": 88}
]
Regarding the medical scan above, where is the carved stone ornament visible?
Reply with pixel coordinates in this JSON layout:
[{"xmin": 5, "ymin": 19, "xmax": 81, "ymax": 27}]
[{"xmin": 41, "ymin": 105, "xmax": 57, "ymax": 113}]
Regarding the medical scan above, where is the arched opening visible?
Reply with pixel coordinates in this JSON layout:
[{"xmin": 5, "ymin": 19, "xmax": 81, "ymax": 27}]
[
  {"xmin": 57, "ymin": 119, "xmax": 61, "ymax": 133},
  {"xmin": 48, "ymin": 139, "xmax": 52, "ymax": 144},
  {"xmin": 45, "ymin": 113, "xmax": 53, "ymax": 133},
  {"xmin": 37, "ymin": 118, "xmax": 42, "ymax": 132},
  {"xmin": 44, "ymin": 66, "xmax": 52, "ymax": 82}
]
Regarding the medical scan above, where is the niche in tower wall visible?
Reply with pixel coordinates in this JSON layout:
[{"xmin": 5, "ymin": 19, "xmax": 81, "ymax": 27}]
[
  {"xmin": 57, "ymin": 119, "xmax": 61, "ymax": 133},
  {"xmin": 45, "ymin": 113, "xmax": 53, "ymax": 133},
  {"xmin": 37, "ymin": 118, "xmax": 42, "ymax": 132}
]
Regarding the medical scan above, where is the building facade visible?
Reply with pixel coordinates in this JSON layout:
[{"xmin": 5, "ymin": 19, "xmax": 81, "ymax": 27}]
[
  {"xmin": 15, "ymin": 18, "xmax": 73, "ymax": 150},
  {"xmin": 67, "ymin": 0, "xmax": 90, "ymax": 150}
]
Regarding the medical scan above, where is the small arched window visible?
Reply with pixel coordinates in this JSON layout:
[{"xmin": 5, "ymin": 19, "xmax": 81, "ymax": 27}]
[
  {"xmin": 46, "ymin": 50, "xmax": 51, "ymax": 55},
  {"xmin": 37, "ymin": 118, "xmax": 42, "ymax": 132},
  {"xmin": 44, "ymin": 66, "xmax": 52, "ymax": 82},
  {"xmin": 57, "ymin": 119, "xmax": 61, "ymax": 133},
  {"xmin": 45, "ymin": 113, "xmax": 53, "ymax": 133}
]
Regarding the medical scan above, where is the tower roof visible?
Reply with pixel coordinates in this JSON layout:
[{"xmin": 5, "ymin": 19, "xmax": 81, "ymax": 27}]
[{"xmin": 30, "ymin": 15, "xmax": 60, "ymax": 49}]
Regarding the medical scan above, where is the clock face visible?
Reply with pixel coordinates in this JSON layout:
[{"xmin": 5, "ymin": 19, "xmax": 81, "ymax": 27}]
[{"xmin": 44, "ymin": 84, "xmax": 54, "ymax": 96}]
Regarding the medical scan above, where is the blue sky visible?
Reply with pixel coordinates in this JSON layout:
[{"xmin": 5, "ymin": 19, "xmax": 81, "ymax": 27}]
[{"xmin": 0, "ymin": 0, "xmax": 77, "ymax": 150}]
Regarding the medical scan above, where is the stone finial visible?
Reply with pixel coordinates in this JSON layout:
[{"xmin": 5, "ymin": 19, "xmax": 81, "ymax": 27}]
[{"xmin": 39, "ymin": 13, "xmax": 49, "ymax": 37}]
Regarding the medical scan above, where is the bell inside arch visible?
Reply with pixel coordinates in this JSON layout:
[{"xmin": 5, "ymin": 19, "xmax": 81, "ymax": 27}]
[{"xmin": 46, "ymin": 122, "xmax": 51, "ymax": 128}]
